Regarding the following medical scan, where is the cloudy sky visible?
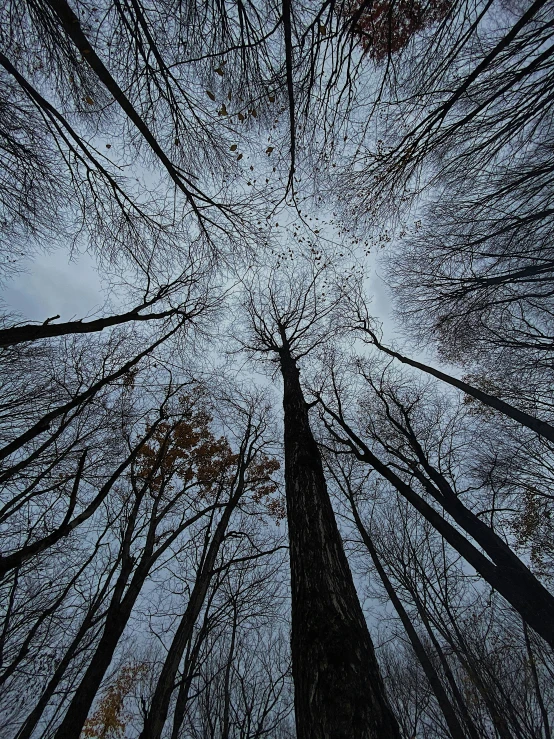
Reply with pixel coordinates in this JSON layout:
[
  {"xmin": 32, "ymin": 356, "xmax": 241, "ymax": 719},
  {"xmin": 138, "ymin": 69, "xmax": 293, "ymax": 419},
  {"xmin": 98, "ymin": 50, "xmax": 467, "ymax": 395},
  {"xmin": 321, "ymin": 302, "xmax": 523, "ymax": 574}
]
[{"xmin": 3, "ymin": 249, "xmax": 103, "ymax": 323}]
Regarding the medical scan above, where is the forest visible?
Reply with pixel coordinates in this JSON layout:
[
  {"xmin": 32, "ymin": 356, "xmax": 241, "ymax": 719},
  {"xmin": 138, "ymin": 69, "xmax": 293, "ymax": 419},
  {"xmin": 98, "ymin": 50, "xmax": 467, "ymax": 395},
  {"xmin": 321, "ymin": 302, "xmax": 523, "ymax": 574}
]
[{"xmin": 0, "ymin": 0, "xmax": 553, "ymax": 737}]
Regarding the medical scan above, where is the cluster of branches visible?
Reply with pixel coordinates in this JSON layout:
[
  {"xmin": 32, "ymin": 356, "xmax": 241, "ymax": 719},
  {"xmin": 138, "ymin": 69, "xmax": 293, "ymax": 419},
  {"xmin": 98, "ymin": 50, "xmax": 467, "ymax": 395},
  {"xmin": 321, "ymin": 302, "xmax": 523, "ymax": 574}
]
[
  {"xmin": 0, "ymin": 373, "xmax": 290, "ymax": 739},
  {"xmin": 333, "ymin": 0, "xmax": 554, "ymax": 409}
]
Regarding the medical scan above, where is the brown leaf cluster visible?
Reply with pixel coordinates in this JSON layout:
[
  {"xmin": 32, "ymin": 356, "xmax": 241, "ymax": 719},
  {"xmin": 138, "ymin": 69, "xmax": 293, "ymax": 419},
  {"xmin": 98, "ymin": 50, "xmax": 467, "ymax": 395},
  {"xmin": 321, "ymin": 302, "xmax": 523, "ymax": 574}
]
[
  {"xmin": 82, "ymin": 663, "xmax": 147, "ymax": 738},
  {"xmin": 347, "ymin": 0, "xmax": 451, "ymax": 60},
  {"xmin": 136, "ymin": 395, "xmax": 236, "ymax": 498}
]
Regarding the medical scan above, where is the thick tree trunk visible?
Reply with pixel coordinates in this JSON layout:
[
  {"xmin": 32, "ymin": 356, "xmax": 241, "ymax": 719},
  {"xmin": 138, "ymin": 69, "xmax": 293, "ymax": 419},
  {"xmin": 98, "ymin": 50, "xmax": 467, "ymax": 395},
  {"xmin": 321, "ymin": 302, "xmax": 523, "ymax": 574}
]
[{"xmin": 280, "ymin": 348, "xmax": 399, "ymax": 739}]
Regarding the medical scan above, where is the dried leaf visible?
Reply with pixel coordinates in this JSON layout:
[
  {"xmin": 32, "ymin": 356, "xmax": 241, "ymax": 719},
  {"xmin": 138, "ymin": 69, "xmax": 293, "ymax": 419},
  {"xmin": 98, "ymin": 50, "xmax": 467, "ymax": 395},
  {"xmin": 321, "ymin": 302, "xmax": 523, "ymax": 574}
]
[{"xmin": 206, "ymin": 90, "xmax": 216, "ymax": 100}]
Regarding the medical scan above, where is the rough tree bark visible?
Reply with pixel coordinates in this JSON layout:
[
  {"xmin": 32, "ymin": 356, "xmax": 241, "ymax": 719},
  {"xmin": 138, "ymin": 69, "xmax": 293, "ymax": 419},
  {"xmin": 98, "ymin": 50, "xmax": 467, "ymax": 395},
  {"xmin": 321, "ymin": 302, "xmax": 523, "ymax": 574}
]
[{"xmin": 279, "ymin": 342, "xmax": 399, "ymax": 739}]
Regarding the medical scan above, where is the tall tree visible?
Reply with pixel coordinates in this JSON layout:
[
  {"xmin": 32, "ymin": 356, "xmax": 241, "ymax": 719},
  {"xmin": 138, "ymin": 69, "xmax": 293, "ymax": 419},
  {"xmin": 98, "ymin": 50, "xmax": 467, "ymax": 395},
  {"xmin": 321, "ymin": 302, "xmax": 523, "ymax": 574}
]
[
  {"xmin": 241, "ymin": 261, "xmax": 400, "ymax": 738},
  {"xmin": 327, "ymin": 456, "xmax": 468, "ymax": 739}
]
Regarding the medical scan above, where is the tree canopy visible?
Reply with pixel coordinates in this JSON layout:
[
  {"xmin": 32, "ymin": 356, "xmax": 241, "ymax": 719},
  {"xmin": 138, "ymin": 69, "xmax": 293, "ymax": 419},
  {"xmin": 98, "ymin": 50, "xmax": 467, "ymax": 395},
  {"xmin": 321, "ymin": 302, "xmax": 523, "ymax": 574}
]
[{"xmin": 1, "ymin": 1, "xmax": 554, "ymax": 737}]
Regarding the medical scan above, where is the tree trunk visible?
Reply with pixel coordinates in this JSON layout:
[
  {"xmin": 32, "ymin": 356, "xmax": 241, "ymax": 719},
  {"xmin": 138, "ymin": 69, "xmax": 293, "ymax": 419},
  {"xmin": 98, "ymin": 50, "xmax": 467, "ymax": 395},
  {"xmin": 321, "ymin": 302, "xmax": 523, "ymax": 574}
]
[
  {"xmin": 0, "ymin": 323, "xmax": 180, "ymax": 463},
  {"xmin": 403, "ymin": 447, "xmax": 554, "ymax": 648},
  {"xmin": 404, "ymin": 577, "xmax": 513, "ymax": 739},
  {"xmin": 15, "ymin": 618, "xmax": 102, "ymax": 739},
  {"xmin": 169, "ymin": 635, "xmax": 204, "ymax": 739},
  {"xmin": 324, "ymin": 401, "xmax": 554, "ymax": 647},
  {"xmin": 0, "ymin": 306, "xmax": 178, "ymax": 347},
  {"xmin": 52, "ymin": 555, "xmax": 147, "ymax": 739},
  {"xmin": 280, "ymin": 347, "xmax": 399, "ymax": 739}
]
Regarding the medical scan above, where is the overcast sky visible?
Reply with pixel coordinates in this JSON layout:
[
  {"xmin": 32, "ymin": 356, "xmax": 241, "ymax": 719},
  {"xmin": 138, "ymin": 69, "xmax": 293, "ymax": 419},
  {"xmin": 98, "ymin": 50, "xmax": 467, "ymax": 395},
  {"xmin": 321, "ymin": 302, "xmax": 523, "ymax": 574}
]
[
  {"xmin": 2, "ymin": 241, "xmax": 397, "ymax": 335},
  {"xmin": 3, "ymin": 249, "xmax": 104, "ymax": 323}
]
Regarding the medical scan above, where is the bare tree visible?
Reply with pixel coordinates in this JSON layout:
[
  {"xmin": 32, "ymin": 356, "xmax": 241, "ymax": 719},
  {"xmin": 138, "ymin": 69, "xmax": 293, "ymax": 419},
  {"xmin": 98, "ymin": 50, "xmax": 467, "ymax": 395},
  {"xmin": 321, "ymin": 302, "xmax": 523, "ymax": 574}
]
[
  {"xmin": 238, "ymin": 259, "xmax": 400, "ymax": 738},
  {"xmin": 326, "ymin": 455, "xmax": 468, "ymax": 739},
  {"xmin": 341, "ymin": 292, "xmax": 554, "ymax": 442},
  {"xmin": 325, "ymin": 450, "xmax": 554, "ymax": 738}
]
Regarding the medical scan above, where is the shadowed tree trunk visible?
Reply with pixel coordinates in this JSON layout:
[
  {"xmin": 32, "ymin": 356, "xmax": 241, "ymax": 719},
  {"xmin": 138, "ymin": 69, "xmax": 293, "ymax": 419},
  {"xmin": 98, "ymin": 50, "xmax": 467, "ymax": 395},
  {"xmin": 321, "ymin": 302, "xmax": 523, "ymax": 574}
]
[{"xmin": 279, "ymin": 342, "xmax": 400, "ymax": 739}]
